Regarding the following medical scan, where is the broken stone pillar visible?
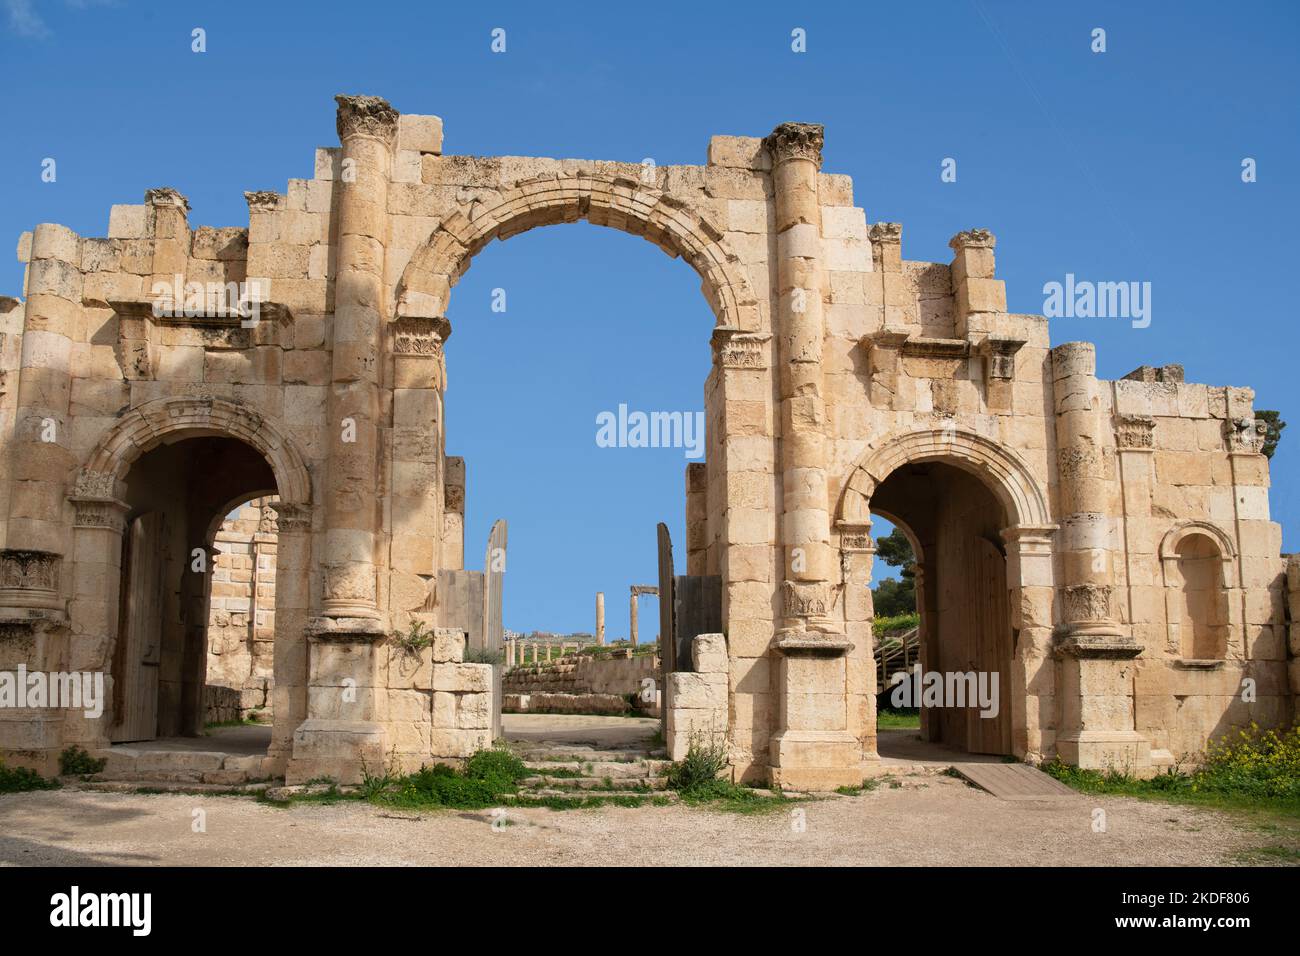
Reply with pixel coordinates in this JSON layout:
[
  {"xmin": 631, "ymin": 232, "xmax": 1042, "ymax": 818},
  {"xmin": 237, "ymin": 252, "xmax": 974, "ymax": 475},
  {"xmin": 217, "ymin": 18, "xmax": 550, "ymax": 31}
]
[
  {"xmin": 596, "ymin": 591, "xmax": 605, "ymax": 645},
  {"xmin": 763, "ymin": 122, "xmax": 861, "ymax": 790},
  {"xmin": 1051, "ymin": 342, "xmax": 1149, "ymax": 771},
  {"xmin": 629, "ymin": 588, "xmax": 638, "ymax": 647}
]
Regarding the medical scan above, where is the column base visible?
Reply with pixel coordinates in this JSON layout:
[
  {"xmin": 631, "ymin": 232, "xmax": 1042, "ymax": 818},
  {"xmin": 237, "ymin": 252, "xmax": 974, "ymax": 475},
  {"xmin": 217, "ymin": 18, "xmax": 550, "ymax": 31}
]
[
  {"xmin": 285, "ymin": 718, "xmax": 387, "ymax": 786},
  {"xmin": 768, "ymin": 730, "xmax": 864, "ymax": 791},
  {"xmin": 1056, "ymin": 730, "xmax": 1152, "ymax": 774}
]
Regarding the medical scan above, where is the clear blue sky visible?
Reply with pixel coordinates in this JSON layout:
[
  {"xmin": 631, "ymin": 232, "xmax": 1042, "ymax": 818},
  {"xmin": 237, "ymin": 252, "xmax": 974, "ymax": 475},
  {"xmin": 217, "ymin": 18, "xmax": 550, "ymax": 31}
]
[{"xmin": 3, "ymin": 1, "xmax": 1297, "ymax": 633}]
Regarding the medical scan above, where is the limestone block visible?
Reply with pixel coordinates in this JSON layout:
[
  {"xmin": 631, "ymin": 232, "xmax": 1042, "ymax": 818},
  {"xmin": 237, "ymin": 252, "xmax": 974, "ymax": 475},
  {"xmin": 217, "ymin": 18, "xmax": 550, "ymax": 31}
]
[
  {"xmin": 692, "ymin": 633, "xmax": 729, "ymax": 674},
  {"xmin": 108, "ymin": 205, "xmax": 148, "ymax": 239},
  {"xmin": 398, "ymin": 114, "xmax": 444, "ymax": 155},
  {"xmin": 430, "ymin": 728, "xmax": 491, "ymax": 759},
  {"xmin": 432, "ymin": 662, "xmax": 489, "ymax": 693},
  {"xmin": 707, "ymin": 135, "xmax": 770, "ymax": 171},
  {"xmin": 667, "ymin": 671, "xmax": 727, "ymax": 710},
  {"xmin": 431, "ymin": 628, "xmax": 466, "ymax": 664}
]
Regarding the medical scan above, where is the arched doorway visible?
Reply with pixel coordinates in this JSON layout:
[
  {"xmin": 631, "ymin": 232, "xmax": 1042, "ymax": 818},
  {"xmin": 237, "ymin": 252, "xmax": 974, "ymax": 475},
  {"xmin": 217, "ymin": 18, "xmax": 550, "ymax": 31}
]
[
  {"xmin": 70, "ymin": 396, "xmax": 313, "ymax": 766},
  {"xmin": 838, "ymin": 427, "xmax": 1057, "ymax": 764},
  {"xmin": 109, "ymin": 436, "xmax": 277, "ymax": 742},
  {"xmin": 871, "ymin": 461, "xmax": 1013, "ymax": 755}
]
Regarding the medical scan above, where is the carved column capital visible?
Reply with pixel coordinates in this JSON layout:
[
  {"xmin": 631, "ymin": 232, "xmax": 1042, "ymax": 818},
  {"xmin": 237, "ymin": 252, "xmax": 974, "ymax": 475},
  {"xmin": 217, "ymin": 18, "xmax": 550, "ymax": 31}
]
[
  {"xmin": 948, "ymin": 228, "xmax": 995, "ymax": 252},
  {"xmin": 335, "ymin": 94, "xmax": 399, "ymax": 145},
  {"xmin": 763, "ymin": 122, "xmax": 824, "ymax": 168},
  {"xmin": 710, "ymin": 328, "xmax": 771, "ymax": 370},
  {"xmin": 1115, "ymin": 414, "xmax": 1156, "ymax": 450}
]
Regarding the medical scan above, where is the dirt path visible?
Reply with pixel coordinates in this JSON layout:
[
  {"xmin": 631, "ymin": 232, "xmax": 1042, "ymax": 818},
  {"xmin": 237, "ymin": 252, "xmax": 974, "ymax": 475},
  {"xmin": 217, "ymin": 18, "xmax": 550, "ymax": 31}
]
[{"xmin": 0, "ymin": 773, "xmax": 1277, "ymax": 867}]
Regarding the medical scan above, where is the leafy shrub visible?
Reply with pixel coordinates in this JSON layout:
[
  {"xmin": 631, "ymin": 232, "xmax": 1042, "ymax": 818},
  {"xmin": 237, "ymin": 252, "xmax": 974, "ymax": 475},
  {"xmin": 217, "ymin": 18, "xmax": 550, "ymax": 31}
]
[
  {"xmin": 368, "ymin": 746, "xmax": 528, "ymax": 810},
  {"xmin": 872, "ymin": 612, "xmax": 920, "ymax": 638},
  {"xmin": 59, "ymin": 746, "xmax": 107, "ymax": 776},
  {"xmin": 1041, "ymin": 723, "xmax": 1300, "ymax": 807},
  {"xmin": 0, "ymin": 761, "xmax": 59, "ymax": 794},
  {"xmin": 666, "ymin": 735, "xmax": 728, "ymax": 793}
]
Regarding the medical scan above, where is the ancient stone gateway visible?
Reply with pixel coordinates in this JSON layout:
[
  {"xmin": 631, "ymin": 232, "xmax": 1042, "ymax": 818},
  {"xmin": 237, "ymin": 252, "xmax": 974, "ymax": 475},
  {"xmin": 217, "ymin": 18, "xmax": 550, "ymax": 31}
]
[{"xmin": 0, "ymin": 94, "xmax": 1293, "ymax": 790}]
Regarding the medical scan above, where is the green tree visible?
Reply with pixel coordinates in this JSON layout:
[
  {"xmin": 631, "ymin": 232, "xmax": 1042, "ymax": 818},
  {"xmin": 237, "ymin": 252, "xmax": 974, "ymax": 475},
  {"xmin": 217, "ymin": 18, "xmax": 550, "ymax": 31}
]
[{"xmin": 871, "ymin": 528, "xmax": 916, "ymax": 615}]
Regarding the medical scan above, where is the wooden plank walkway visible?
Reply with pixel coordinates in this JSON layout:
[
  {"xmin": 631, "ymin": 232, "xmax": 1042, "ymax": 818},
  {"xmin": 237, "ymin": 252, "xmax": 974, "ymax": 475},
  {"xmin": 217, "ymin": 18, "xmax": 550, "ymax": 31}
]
[{"xmin": 951, "ymin": 762, "xmax": 1078, "ymax": 801}]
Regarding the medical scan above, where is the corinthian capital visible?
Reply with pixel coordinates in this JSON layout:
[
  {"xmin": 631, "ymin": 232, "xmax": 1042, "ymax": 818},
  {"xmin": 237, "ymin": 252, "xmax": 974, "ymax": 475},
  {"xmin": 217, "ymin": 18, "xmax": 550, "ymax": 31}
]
[
  {"xmin": 763, "ymin": 122, "xmax": 824, "ymax": 168},
  {"xmin": 335, "ymin": 94, "xmax": 399, "ymax": 145}
]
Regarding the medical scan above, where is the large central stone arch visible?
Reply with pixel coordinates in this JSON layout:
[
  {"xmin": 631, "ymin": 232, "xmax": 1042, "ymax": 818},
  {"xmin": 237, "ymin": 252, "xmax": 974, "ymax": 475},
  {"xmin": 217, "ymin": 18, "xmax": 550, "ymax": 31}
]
[{"xmin": 394, "ymin": 171, "xmax": 762, "ymax": 331}]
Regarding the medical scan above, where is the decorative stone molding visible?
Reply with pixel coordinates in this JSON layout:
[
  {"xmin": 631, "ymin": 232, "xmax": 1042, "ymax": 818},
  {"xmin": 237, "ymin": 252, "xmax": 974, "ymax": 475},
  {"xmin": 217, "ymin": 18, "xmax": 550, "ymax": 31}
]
[
  {"xmin": 72, "ymin": 468, "xmax": 117, "ymax": 499},
  {"xmin": 979, "ymin": 336, "xmax": 1026, "ymax": 382},
  {"xmin": 710, "ymin": 329, "xmax": 771, "ymax": 370},
  {"xmin": 948, "ymin": 228, "xmax": 995, "ymax": 251},
  {"xmin": 781, "ymin": 580, "xmax": 829, "ymax": 619},
  {"xmin": 762, "ymin": 122, "xmax": 824, "ymax": 168},
  {"xmin": 390, "ymin": 316, "xmax": 451, "ymax": 355},
  {"xmin": 1115, "ymin": 414, "xmax": 1156, "ymax": 450},
  {"xmin": 144, "ymin": 186, "xmax": 190, "ymax": 212},
  {"xmin": 869, "ymin": 222, "xmax": 902, "ymax": 243},
  {"xmin": 837, "ymin": 521, "xmax": 875, "ymax": 554},
  {"xmin": 70, "ymin": 497, "xmax": 128, "ymax": 533},
  {"xmin": 244, "ymin": 190, "xmax": 283, "ymax": 212},
  {"xmin": 1062, "ymin": 583, "xmax": 1114, "ymax": 624},
  {"xmin": 271, "ymin": 502, "xmax": 312, "ymax": 534},
  {"xmin": 1224, "ymin": 416, "xmax": 1266, "ymax": 454},
  {"xmin": 335, "ymin": 94, "xmax": 399, "ymax": 145},
  {"xmin": 0, "ymin": 550, "xmax": 60, "ymax": 592}
]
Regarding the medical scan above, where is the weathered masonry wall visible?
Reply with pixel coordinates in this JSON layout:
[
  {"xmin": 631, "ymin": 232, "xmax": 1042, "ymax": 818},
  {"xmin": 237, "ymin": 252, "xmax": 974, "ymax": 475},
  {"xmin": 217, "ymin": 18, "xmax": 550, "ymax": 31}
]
[{"xmin": 0, "ymin": 93, "xmax": 1293, "ymax": 789}]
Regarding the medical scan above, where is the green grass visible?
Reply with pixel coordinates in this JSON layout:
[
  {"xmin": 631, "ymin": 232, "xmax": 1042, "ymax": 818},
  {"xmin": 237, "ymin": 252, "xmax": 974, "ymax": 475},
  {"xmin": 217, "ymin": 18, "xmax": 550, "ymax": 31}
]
[
  {"xmin": 835, "ymin": 779, "xmax": 881, "ymax": 796},
  {"xmin": 203, "ymin": 718, "xmax": 262, "ymax": 733},
  {"xmin": 876, "ymin": 709, "xmax": 920, "ymax": 729}
]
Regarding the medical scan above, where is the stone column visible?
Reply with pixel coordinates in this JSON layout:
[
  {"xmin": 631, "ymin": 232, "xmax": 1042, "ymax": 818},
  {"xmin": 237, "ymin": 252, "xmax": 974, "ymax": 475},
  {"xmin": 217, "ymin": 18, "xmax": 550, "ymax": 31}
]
[
  {"xmin": 3, "ymin": 223, "xmax": 82, "ymax": 575},
  {"xmin": 268, "ymin": 503, "xmax": 312, "ymax": 774},
  {"xmin": 763, "ymin": 123, "xmax": 860, "ymax": 790},
  {"xmin": 596, "ymin": 591, "xmax": 605, "ymax": 645},
  {"xmin": 1050, "ymin": 342, "xmax": 1149, "ymax": 770},
  {"xmin": 318, "ymin": 94, "xmax": 397, "ymax": 625},
  {"xmin": 629, "ymin": 589, "xmax": 638, "ymax": 647},
  {"xmin": 764, "ymin": 122, "xmax": 834, "ymax": 632},
  {"xmin": 288, "ymin": 95, "xmax": 398, "ymax": 786}
]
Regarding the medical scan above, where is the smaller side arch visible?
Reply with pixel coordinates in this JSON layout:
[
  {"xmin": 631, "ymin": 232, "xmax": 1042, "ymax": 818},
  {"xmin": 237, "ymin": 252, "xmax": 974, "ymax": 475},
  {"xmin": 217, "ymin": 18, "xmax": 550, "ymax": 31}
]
[
  {"xmin": 837, "ymin": 426, "xmax": 1052, "ymax": 530},
  {"xmin": 77, "ymin": 396, "xmax": 312, "ymax": 506},
  {"xmin": 1158, "ymin": 520, "xmax": 1236, "ymax": 568}
]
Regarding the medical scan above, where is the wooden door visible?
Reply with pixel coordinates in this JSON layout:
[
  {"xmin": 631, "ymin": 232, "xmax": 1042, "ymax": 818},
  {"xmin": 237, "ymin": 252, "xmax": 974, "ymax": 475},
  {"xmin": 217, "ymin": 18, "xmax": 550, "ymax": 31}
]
[
  {"xmin": 967, "ymin": 537, "xmax": 1012, "ymax": 755},
  {"xmin": 110, "ymin": 513, "xmax": 166, "ymax": 743}
]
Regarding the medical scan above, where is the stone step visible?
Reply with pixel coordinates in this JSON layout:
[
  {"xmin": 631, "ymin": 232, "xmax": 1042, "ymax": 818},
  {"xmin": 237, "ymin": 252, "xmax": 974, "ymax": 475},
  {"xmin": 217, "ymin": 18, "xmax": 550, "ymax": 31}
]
[
  {"xmin": 522, "ymin": 760, "xmax": 670, "ymax": 778},
  {"xmin": 64, "ymin": 778, "xmax": 273, "ymax": 795},
  {"xmin": 514, "ymin": 747, "xmax": 665, "ymax": 763},
  {"xmin": 520, "ymin": 774, "xmax": 667, "ymax": 791},
  {"xmin": 508, "ymin": 788, "xmax": 678, "ymax": 802}
]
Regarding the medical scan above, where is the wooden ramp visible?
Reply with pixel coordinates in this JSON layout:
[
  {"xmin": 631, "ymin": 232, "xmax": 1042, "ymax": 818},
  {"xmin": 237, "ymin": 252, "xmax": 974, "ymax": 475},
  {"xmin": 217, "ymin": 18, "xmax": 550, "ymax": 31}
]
[{"xmin": 952, "ymin": 762, "xmax": 1078, "ymax": 801}]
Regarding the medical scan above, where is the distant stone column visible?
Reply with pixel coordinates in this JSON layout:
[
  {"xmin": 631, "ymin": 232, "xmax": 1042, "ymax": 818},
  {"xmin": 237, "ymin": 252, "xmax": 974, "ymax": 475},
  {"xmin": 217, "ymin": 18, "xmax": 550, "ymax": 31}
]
[
  {"xmin": 596, "ymin": 591, "xmax": 605, "ymax": 645},
  {"xmin": 629, "ymin": 590, "xmax": 638, "ymax": 647}
]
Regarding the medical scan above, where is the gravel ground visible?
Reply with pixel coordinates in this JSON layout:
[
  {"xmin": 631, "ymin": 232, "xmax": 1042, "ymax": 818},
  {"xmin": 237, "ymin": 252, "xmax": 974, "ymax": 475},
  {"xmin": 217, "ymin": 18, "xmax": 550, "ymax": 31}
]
[{"xmin": 0, "ymin": 773, "xmax": 1276, "ymax": 867}]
